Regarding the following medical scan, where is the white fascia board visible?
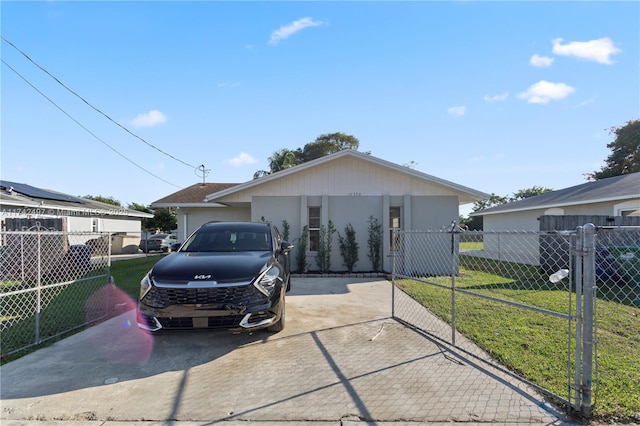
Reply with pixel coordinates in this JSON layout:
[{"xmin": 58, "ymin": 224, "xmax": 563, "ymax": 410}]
[{"xmin": 474, "ymin": 195, "xmax": 640, "ymax": 217}]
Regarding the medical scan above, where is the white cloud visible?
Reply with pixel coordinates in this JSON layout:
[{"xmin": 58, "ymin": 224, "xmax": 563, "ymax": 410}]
[
  {"xmin": 226, "ymin": 152, "xmax": 257, "ymax": 167},
  {"xmin": 517, "ymin": 80, "xmax": 575, "ymax": 104},
  {"xmin": 551, "ymin": 37, "xmax": 621, "ymax": 64},
  {"xmin": 530, "ymin": 54, "xmax": 554, "ymax": 67},
  {"xmin": 484, "ymin": 92, "xmax": 509, "ymax": 102},
  {"xmin": 447, "ymin": 106, "xmax": 467, "ymax": 117},
  {"xmin": 217, "ymin": 82, "xmax": 240, "ymax": 88},
  {"xmin": 269, "ymin": 17, "xmax": 323, "ymax": 46},
  {"xmin": 128, "ymin": 110, "xmax": 167, "ymax": 128}
]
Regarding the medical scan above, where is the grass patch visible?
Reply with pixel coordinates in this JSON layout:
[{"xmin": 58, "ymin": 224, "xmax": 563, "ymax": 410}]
[
  {"xmin": 1, "ymin": 255, "xmax": 163, "ymax": 364},
  {"xmin": 460, "ymin": 241, "xmax": 484, "ymax": 251},
  {"xmin": 396, "ymin": 264, "xmax": 640, "ymax": 421},
  {"xmin": 110, "ymin": 255, "xmax": 164, "ymax": 299}
]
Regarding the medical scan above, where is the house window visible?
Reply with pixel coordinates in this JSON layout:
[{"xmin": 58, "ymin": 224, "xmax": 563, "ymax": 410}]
[
  {"xmin": 91, "ymin": 218, "xmax": 99, "ymax": 232},
  {"xmin": 308, "ymin": 207, "xmax": 320, "ymax": 252},
  {"xmin": 389, "ymin": 206, "xmax": 401, "ymax": 250}
]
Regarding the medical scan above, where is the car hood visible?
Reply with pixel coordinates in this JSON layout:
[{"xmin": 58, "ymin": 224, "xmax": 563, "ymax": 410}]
[{"xmin": 150, "ymin": 251, "xmax": 273, "ymax": 283}]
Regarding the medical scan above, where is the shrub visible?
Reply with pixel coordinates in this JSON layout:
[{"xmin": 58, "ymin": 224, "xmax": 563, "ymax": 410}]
[
  {"xmin": 338, "ymin": 223, "xmax": 359, "ymax": 273},
  {"xmin": 281, "ymin": 219, "xmax": 290, "ymax": 241},
  {"xmin": 367, "ymin": 216, "xmax": 383, "ymax": 271},
  {"xmin": 295, "ymin": 225, "xmax": 310, "ymax": 273},
  {"xmin": 316, "ymin": 220, "xmax": 336, "ymax": 273}
]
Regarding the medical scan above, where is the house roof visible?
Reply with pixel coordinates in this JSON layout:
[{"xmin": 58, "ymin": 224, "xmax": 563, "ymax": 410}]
[
  {"xmin": 200, "ymin": 150, "xmax": 489, "ymax": 205},
  {"xmin": 472, "ymin": 172, "xmax": 640, "ymax": 216},
  {"xmin": 152, "ymin": 182, "xmax": 241, "ymax": 207},
  {"xmin": 0, "ymin": 180, "xmax": 153, "ymax": 218}
]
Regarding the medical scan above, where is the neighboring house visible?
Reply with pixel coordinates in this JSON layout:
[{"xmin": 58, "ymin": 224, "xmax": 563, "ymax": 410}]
[
  {"xmin": 152, "ymin": 150, "xmax": 489, "ymax": 272},
  {"xmin": 0, "ymin": 180, "xmax": 153, "ymax": 254},
  {"xmin": 470, "ymin": 173, "xmax": 640, "ymax": 268},
  {"xmin": 472, "ymin": 172, "xmax": 640, "ymax": 231}
]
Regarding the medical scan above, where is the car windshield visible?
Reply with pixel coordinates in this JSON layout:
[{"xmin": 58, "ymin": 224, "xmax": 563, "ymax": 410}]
[{"xmin": 181, "ymin": 228, "xmax": 271, "ymax": 252}]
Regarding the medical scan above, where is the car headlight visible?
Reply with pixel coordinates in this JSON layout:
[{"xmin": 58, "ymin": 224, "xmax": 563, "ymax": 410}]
[
  {"xmin": 139, "ymin": 270, "xmax": 153, "ymax": 300},
  {"xmin": 254, "ymin": 266, "xmax": 281, "ymax": 297}
]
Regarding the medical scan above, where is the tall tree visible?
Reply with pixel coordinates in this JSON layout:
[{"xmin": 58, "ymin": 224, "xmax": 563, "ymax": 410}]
[
  {"xmin": 472, "ymin": 193, "xmax": 509, "ymax": 212},
  {"xmin": 82, "ymin": 195, "xmax": 121, "ymax": 207},
  {"xmin": 253, "ymin": 132, "xmax": 360, "ymax": 179},
  {"xmin": 589, "ymin": 119, "xmax": 640, "ymax": 180},
  {"xmin": 296, "ymin": 132, "xmax": 360, "ymax": 163},
  {"xmin": 269, "ymin": 148, "xmax": 297, "ymax": 172},
  {"xmin": 128, "ymin": 202, "xmax": 152, "ymax": 214},
  {"xmin": 510, "ymin": 186, "xmax": 553, "ymax": 201}
]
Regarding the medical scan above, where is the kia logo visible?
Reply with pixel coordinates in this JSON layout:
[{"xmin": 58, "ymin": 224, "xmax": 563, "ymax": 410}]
[{"xmin": 194, "ymin": 274, "xmax": 212, "ymax": 280}]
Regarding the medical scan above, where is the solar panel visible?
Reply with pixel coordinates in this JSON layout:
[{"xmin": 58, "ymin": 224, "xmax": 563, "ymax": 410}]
[{"xmin": 1, "ymin": 180, "xmax": 87, "ymax": 204}]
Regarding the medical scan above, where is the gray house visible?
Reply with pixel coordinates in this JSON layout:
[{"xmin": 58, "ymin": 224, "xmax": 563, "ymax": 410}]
[
  {"xmin": 152, "ymin": 150, "xmax": 489, "ymax": 272},
  {"xmin": 470, "ymin": 173, "xmax": 640, "ymax": 268},
  {"xmin": 473, "ymin": 172, "xmax": 640, "ymax": 231},
  {"xmin": 0, "ymin": 180, "xmax": 153, "ymax": 254}
]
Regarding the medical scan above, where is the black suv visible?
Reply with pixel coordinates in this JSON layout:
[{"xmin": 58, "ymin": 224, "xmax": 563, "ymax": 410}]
[{"xmin": 137, "ymin": 221, "xmax": 293, "ymax": 333}]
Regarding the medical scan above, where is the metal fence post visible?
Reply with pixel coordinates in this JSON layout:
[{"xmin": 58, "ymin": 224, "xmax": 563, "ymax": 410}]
[
  {"xmin": 581, "ymin": 223, "xmax": 596, "ymax": 417},
  {"xmin": 35, "ymin": 232, "xmax": 42, "ymax": 344},
  {"xmin": 573, "ymin": 226, "xmax": 583, "ymax": 412},
  {"xmin": 450, "ymin": 222, "xmax": 457, "ymax": 346},
  {"xmin": 391, "ymin": 229, "xmax": 397, "ymax": 319}
]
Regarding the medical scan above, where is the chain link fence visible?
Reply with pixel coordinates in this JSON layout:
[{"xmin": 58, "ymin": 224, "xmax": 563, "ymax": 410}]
[
  {"xmin": 1, "ymin": 226, "xmax": 114, "ymax": 360},
  {"xmin": 391, "ymin": 224, "xmax": 639, "ymax": 421}
]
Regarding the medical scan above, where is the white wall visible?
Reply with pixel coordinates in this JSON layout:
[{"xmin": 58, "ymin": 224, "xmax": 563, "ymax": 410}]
[{"xmin": 176, "ymin": 206, "xmax": 251, "ymax": 241}]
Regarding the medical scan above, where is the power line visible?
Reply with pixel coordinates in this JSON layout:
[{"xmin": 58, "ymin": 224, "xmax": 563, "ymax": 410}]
[
  {"xmin": 2, "ymin": 58, "xmax": 182, "ymax": 189},
  {"xmin": 1, "ymin": 36, "xmax": 198, "ymax": 170}
]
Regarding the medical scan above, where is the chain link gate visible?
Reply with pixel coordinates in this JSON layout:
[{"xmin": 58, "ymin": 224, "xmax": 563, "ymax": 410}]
[
  {"xmin": 391, "ymin": 223, "xmax": 639, "ymax": 419},
  {"xmin": 1, "ymin": 225, "xmax": 114, "ymax": 359}
]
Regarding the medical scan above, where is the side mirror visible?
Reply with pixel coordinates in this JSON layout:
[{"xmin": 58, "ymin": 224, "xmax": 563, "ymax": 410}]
[{"xmin": 280, "ymin": 241, "xmax": 294, "ymax": 253}]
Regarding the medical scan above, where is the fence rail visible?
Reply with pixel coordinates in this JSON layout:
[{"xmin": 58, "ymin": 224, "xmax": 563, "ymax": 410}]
[
  {"xmin": 391, "ymin": 224, "xmax": 639, "ymax": 420},
  {"xmin": 1, "ymin": 228, "xmax": 114, "ymax": 359}
]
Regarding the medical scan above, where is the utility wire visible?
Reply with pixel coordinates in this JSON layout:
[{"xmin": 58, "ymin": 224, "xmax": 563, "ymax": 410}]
[
  {"xmin": 1, "ymin": 36, "xmax": 197, "ymax": 170},
  {"xmin": 2, "ymin": 58, "xmax": 181, "ymax": 189}
]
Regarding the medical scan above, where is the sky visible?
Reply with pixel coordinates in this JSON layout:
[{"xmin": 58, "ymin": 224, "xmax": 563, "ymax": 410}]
[{"xmin": 2, "ymin": 1, "xmax": 639, "ymax": 216}]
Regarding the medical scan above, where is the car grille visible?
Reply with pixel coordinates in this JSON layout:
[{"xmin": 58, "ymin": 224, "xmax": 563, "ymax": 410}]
[{"xmin": 142, "ymin": 284, "xmax": 266, "ymax": 309}]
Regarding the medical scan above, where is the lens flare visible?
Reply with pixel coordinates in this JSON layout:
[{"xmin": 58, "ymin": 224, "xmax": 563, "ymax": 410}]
[{"xmin": 85, "ymin": 283, "xmax": 154, "ymax": 365}]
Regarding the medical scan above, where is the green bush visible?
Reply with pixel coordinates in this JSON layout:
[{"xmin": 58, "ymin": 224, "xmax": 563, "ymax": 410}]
[{"xmin": 338, "ymin": 223, "xmax": 359, "ymax": 273}]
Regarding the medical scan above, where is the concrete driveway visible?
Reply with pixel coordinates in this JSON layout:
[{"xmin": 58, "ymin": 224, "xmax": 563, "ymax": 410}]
[{"xmin": 1, "ymin": 278, "xmax": 571, "ymax": 425}]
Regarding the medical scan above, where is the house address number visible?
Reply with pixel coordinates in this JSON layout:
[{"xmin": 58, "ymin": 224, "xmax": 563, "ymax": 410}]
[{"xmin": 348, "ymin": 192, "xmax": 362, "ymax": 196}]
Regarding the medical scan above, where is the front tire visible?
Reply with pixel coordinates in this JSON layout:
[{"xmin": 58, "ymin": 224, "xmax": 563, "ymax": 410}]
[{"xmin": 267, "ymin": 296, "xmax": 285, "ymax": 332}]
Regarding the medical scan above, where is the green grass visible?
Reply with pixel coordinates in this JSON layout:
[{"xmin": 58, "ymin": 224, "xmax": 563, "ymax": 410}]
[
  {"xmin": 459, "ymin": 241, "xmax": 484, "ymax": 251},
  {"xmin": 110, "ymin": 255, "xmax": 164, "ymax": 299},
  {"xmin": 1, "ymin": 256, "xmax": 163, "ymax": 364},
  {"xmin": 396, "ymin": 263, "xmax": 640, "ymax": 422}
]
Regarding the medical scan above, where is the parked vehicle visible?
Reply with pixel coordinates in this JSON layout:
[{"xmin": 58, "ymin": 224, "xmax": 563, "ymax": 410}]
[
  {"xmin": 139, "ymin": 233, "xmax": 177, "ymax": 253},
  {"xmin": 137, "ymin": 221, "xmax": 293, "ymax": 333}
]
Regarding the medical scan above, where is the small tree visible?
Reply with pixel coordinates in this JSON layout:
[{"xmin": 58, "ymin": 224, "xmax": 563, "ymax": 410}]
[
  {"xmin": 316, "ymin": 220, "xmax": 336, "ymax": 273},
  {"xmin": 281, "ymin": 219, "xmax": 290, "ymax": 241},
  {"xmin": 295, "ymin": 225, "xmax": 310, "ymax": 273},
  {"xmin": 338, "ymin": 223, "xmax": 359, "ymax": 273},
  {"xmin": 367, "ymin": 216, "xmax": 383, "ymax": 272}
]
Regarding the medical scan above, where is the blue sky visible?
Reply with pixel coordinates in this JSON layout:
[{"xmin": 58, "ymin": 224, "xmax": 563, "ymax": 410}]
[{"xmin": 2, "ymin": 1, "xmax": 638, "ymax": 216}]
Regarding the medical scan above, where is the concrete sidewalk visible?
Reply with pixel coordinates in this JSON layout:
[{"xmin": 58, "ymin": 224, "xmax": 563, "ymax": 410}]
[{"xmin": 1, "ymin": 278, "xmax": 573, "ymax": 425}]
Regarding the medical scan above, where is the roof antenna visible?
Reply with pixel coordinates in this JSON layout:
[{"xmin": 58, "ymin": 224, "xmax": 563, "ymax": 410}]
[{"xmin": 195, "ymin": 164, "xmax": 210, "ymax": 186}]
